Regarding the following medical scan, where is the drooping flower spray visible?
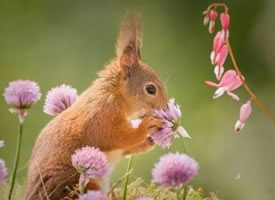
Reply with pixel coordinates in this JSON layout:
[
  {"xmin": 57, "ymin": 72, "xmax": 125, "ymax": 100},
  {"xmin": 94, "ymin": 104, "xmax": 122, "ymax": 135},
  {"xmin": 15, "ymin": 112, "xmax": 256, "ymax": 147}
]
[
  {"xmin": 203, "ymin": 3, "xmax": 275, "ymax": 131},
  {"xmin": 3, "ymin": 80, "xmax": 41, "ymax": 199}
]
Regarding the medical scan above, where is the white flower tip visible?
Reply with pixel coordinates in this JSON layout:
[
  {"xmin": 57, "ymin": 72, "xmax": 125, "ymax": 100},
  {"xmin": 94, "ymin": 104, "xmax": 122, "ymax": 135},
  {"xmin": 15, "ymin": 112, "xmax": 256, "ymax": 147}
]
[
  {"xmin": 210, "ymin": 51, "xmax": 215, "ymax": 65},
  {"xmin": 227, "ymin": 92, "xmax": 240, "ymax": 101},
  {"xmin": 234, "ymin": 120, "xmax": 245, "ymax": 132},
  {"xmin": 177, "ymin": 126, "xmax": 191, "ymax": 139},
  {"xmin": 213, "ymin": 87, "xmax": 225, "ymax": 99},
  {"xmin": 214, "ymin": 65, "xmax": 224, "ymax": 80},
  {"xmin": 169, "ymin": 98, "xmax": 175, "ymax": 104}
]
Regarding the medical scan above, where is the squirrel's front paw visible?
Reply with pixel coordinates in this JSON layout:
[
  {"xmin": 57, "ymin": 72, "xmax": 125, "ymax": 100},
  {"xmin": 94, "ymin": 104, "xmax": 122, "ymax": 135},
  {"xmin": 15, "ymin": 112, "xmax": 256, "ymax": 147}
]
[{"xmin": 139, "ymin": 116, "xmax": 163, "ymax": 136}]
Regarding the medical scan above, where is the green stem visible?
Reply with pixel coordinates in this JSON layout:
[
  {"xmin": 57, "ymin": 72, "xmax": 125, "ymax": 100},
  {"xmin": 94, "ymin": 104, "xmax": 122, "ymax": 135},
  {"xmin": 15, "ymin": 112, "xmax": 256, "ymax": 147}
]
[
  {"xmin": 8, "ymin": 123, "xmax": 23, "ymax": 200},
  {"xmin": 183, "ymin": 185, "xmax": 188, "ymax": 200},
  {"xmin": 181, "ymin": 138, "xmax": 188, "ymax": 154},
  {"xmin": 122, "ymin": 156, "xmax": 133, "ymax": 200},
  {"xmin": 176, "ymin": 189, "xmax": 181, "ymax": 200},
  {"xmin": 107, "ymin": 169, "xmax": 133, "ymax": 196},
  {"xmin": 79, "ymin": 182, "xmax": 85, "ymax": 195},
  {"xmin": 181, "ymin": 139, "xmax": 188, "ymax": 200}
]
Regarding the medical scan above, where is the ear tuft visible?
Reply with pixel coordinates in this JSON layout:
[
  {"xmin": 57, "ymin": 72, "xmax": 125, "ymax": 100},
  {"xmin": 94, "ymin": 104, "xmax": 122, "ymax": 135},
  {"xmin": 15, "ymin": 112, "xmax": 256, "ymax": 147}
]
[{"xmin": 116, "ymin": 12, "xmax": 143, "ymax": 66}]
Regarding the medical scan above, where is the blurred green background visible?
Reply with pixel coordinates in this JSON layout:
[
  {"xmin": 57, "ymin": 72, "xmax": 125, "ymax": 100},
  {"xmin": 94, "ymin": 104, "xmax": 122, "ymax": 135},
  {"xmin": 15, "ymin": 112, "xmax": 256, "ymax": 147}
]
[{"xmin": 0, "ymin": 0, "xmax": 274, "ymax": 199}]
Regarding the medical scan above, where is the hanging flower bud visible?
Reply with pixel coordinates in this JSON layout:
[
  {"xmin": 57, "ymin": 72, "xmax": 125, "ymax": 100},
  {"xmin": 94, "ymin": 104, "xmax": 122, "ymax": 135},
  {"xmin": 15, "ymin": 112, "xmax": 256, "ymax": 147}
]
[
  {"xmin": 220, "ymin": 13, "xmax": 230, "ymax": 39},
  {"xmin": 235, "ymin": 100, "xmax": 252, "ymax": 132},
  {"xmin": 203, "ymin": 12, "xmax": 210, "ymax": 26},
  {"xmin": 208, "ymin": 10, "xmax": 218, "ymax": 33}
]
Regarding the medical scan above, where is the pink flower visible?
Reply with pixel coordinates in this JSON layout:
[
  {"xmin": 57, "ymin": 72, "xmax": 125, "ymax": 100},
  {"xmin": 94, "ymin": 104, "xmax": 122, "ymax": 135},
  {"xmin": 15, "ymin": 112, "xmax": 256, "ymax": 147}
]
[
  {"xmin": 210, "ymin": 31, "xmax": 228, "ymax": 80},
  {"xmin": 72, "ymin": 146, "xmax": 108, "ymax": 187},
  {"xmin": 220, "ymin": 13, "xmax": 230, "ymax": 38},
  {"xmin": 205, "ymin": 70, "xmax": 244, "ymax": 101},
  {"xmin": 235, "ymin": 100, "xmax": 252, "ymax": 132},
  {"xmin": 44, "ymin": 84, "xmax": 78, "ymax": 116},
  {"xmin": 4, "ymin": 80, "xmax": 41, "ymax": 109},
  {"xmin": 208, "ymin": 10, "xmax": 218, "ymax": 33},
  {"xmin": 78, "ymin": 190, "xmax": 108, "ymax": 200},
  {"xmin": 151, "ymin": 99, "xmax": 190, "ymax": 148},
  {"xmin": 152, "ymin": 153, "xmax": 198, "ymax": 188},
  {"xmin": 0, "ymin": 159, "xmax": 7, "ymax": 184},
  {"xmin": 3, "ymin": 80, "xmax": 41, "ymax": 123}
]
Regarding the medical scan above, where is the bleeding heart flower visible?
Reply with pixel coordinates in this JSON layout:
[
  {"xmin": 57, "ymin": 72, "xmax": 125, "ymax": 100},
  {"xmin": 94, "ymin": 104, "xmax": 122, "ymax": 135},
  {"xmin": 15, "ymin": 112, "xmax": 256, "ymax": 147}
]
[
  {"xmin": 210, "ymin": 31, "xmax": 228, "ymax": 80},
  {"xmin": 235, "ymin": 100, "xmax": 252, "ymax": 132},
  {"xmin": 220, "ymin": 13, "xmax": 230, "ymax": 39},
  {"xmin": 208, "ymin": 10, "xmax": 218, "ymax": 33},
  {"xmin": 205, "ymin": 70, "xmax": 244, "ymax": 100}
]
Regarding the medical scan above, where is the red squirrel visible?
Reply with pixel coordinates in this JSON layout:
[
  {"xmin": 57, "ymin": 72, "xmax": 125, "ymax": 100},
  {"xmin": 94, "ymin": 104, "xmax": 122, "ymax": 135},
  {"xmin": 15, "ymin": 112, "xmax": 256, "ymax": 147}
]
[{"xmin": 25, "ymin": 13, "xmax": 168, "ymax": 200}]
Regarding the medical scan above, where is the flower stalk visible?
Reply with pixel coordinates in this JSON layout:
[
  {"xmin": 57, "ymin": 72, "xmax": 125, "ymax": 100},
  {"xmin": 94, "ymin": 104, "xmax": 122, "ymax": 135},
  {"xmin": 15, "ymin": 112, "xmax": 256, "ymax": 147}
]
[
  {"xmin": 123, "ymin": 155, "xmax": 133, "ymax": 200},
  {"xmin": 183, "ymin": 185, "xmax": 188, "ymax": 200},
  {"xmin": 8, "ymin": 122, "xmax": 23, "ymax": 200}
]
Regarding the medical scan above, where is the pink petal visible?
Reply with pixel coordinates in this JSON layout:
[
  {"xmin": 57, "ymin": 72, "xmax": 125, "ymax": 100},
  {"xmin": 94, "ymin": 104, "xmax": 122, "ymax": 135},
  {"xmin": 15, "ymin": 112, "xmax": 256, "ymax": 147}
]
[
  {"xmin": 220, "ymin": 13, "xmax": 230, "ymax": 30},
  {"xmin": 218, "ymin": 70, "xmax": 238, "ymax": 87},
  {"xmin": 239, "ymin": 100, "xmax": 252, "ymax": 122},
  {"xmin": 205, "ymin": 81, "xmax": 218, "ymax": 88},
  {"xmin": 209, "ymin": 10, "xmax": 218, "ymax": 20},
  {"xmin": 213, "ymin": 31, "xmax": 225, "ymax": 53},
  {"xmin": 215, "ymin": 44, "xmax": 228, "ymax": 67},
  {"xmin": 228, "ymin": 74, "xmax": 244, "ymax": 91}
]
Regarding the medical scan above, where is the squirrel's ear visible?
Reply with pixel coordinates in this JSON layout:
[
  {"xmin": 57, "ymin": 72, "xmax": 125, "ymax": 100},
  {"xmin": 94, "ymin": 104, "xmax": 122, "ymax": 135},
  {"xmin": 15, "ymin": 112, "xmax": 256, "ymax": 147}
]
[{"xmin": 116, "ymin": 12, "xmax": 142, "ymax": 67}]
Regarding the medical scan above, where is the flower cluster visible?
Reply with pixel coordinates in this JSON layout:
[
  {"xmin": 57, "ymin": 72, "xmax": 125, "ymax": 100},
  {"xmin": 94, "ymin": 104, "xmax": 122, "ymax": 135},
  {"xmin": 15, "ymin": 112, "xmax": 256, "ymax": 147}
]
[
  {"xmin": 152, "ymin": 153, "xmax": 198, "ymax": 188},
  {"xmin": 204, "ymin": 10, "xmax": 230, "ymax": 80},
  {"xmin": 150, "ymin": 99, "xmax": 190, "ymax": 148},
  {"xmin": 78, "ymin": 190, "xmax": 108, "ymax": 200},
  {"xmin": 3, "ymin": 80, "xmax": 41, "ymax": 123},
  {"xmin": 72, "ymin": 146, "xmax": 108, "ymax": 187},
  {"xmin": 203, "ymin": 7, "xmax": 252, "ymax": 132},
  {"xmin": 44, "ymin": 84, "xmax": 78, "ymax": 116}
]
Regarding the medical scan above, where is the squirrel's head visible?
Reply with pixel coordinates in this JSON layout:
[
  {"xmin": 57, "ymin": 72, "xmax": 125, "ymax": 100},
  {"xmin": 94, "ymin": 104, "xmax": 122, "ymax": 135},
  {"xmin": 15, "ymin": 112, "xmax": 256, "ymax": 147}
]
[{"xmin": 115, "ymin": 13, "xmax": 168, "ymax": 118}]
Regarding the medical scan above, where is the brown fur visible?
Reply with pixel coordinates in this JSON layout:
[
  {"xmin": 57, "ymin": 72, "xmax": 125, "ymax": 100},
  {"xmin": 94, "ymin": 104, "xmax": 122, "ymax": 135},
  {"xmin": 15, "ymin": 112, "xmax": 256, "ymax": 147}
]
[{"xmin": 25, "ymin": 12, "xmax": 168, "ymax": 200}]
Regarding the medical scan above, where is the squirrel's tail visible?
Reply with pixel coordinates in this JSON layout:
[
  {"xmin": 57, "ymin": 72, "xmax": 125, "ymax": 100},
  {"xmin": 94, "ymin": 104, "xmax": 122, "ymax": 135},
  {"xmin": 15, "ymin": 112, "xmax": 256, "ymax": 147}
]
[{"xmin": 116, "ymin": 12, "xmax": 143, "ymax": 58}]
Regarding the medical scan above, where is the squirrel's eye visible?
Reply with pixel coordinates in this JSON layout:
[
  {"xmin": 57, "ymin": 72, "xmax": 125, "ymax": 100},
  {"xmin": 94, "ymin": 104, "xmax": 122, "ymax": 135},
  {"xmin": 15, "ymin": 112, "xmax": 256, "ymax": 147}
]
[{"xmin": 146, "ymin": 84, "xmax": 156, "ymax": 95}]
